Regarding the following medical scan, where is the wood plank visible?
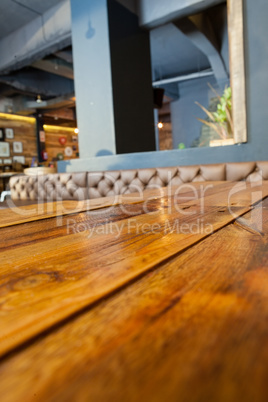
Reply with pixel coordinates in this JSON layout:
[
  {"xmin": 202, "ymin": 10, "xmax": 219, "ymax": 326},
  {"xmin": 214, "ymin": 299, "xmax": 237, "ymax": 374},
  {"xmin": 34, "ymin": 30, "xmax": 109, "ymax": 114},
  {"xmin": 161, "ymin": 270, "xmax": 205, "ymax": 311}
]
[
  {"xmin": 0, "ymin": 181, "xmax": 227, "ymax": 228},
  {"xmin": 0, "ymin": 199, "xmax": 267, "ymax": 402},
  {"xmin": 0, "ymin": 193, "xmax": 148, "ymax": 228},
  {"xmin": 174, "ymin": 180, "xmax": 268, "ymax": 208},
  {"xmin": 0, "ymin": 199, "xmax": 165, "ymax": 251},
  {"xmin": 0, "ymin": 181, "xmax": 253, "ymax": 248},
  {"xmin": 0, "ymin": 194, "xmax": 252, "ymax": 357},
  {"xmin": 1, "ymin": 181, "xmax": 267, "ymax": 228},
  {"xmin": 32, "ymin": 59, "xmax": 74, "ymax": 80},
  {"xmin": 2, "ymin": 180, "xmax": 267, "ymax": 250},
  {"xmin": 228, "ymin": 0, "xmax": 247, "ymax": 143}
]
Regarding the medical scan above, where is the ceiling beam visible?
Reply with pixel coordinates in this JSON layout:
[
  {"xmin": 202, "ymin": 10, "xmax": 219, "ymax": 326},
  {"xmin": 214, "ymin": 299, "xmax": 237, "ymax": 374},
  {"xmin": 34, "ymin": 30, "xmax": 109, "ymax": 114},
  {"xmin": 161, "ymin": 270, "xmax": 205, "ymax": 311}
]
[
  {"xmin": 174, "ymin": 14, "xmax": 228, "ymax": 87},
  {"xmin": 139, "ymin": 0, "xmax": 225, "ymax": 29},
  {"xmin": 26, "ymin": 94, "xmax": 75, "ymax": 110},
  {"xmin": 31, "ymin": 58, "xmax": 74, "ymax": 80},
  {"xmin": 0, "ymin": 0, "xmax": 71, "ymax": 74},
  {"xmin": 0, "ymin": 69, "xmax": 74, "ymax": 97},
  {"xmin": 0, "ymin": 84, "xmax": 17, "ymax": 97},
  {"xmin": 54, "ymin": 50, "xmax": 73, "ymax": 64},
  {"xmin": 153, "ymin": 69, "xmax": 214, "ymax": 86},
  {"xmin": 41, "ymin": 108, "xmax": 75, "ymax": 121}
]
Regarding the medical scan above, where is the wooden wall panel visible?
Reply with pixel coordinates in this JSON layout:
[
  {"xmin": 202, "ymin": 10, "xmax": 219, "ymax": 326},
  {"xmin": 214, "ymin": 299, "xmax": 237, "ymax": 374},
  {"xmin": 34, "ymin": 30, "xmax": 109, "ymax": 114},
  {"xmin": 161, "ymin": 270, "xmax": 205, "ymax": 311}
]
[
  {"xmin": 159, "ymin": 123, "xmax": 173, "ymax": 150},
  {"xmin": 43, "ymin": 126, "xmax": 79, "ymax": 165},
  {"xmin": 0, "ymin": 115, "xmax": 37, "ymax": 167},
  {"xmin": 227, "ymin": 0, "xmax": 247, "ymax": 143}
]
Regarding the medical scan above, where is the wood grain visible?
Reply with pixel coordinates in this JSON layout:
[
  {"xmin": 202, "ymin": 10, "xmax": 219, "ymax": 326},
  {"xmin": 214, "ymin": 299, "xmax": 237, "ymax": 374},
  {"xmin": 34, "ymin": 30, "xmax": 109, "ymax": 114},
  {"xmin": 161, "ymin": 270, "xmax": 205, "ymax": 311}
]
[
  {"xmin": 1, "ymin": 181, "xmax": 267, "ymax": 229},
  {"xmin": 0, "ymin": 181, "xmax": 225, "ymax": 228},
  {"xmin": 0, "ymin": 192, "xmax": 150, "ymax": 228},
  {"xmin": 0, "ymin": 206, "xmax": 251, "ymax": 356},
  {"xmin": 0, "ymin": 199, "xmax": 267, "ymax": 402},
  {"xmin": 0, "ymin": 115, "xmax": 37, "ymax": 167},
  {"xmin": 2, "ymin": 181, "xmax": 267, "ymax": 251},
  {"xmin": 44, "ymin": 126, "xmax": 79, "ymax": 165},
  {"xmin": 228, "ymin": 0, "xmax": 247, "ymax": 143},
  {"xmin": 0, "ymin": 200, "xmax": 162, "ymax": 251},
  {"xmin": 0, "ymin": 182, "xmax": 260, "ymax": 356}
]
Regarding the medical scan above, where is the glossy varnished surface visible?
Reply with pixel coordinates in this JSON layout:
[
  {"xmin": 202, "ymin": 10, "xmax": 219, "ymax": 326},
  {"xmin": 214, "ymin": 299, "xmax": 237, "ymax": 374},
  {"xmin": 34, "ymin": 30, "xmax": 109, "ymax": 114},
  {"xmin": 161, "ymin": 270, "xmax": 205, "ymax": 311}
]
[
  {"xmin": 0, "ymin": 181, "xmax": 267, "ymax": 401},
  {"xmin": 1, "ymin": 181, "xmax": 267, "ymax": 228}
]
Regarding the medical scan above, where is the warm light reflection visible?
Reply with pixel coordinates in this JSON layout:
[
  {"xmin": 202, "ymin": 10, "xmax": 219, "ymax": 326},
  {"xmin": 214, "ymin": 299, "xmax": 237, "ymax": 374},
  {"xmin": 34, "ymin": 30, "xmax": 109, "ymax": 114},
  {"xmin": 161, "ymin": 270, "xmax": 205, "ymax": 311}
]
[
  {"xmin": 158, "ymin": 122, "xmax": 163, "ymax": 129},
  {"xmin": 43, "ymin": 125, "xmax": 78, "ymax": 133},
  {"xmin": 74, "ymin": 128, "xmax": 79, "ymax": 134},
  {"xmin": 0, "ymin": 112, "xmax": 36, "ymax": 123}
]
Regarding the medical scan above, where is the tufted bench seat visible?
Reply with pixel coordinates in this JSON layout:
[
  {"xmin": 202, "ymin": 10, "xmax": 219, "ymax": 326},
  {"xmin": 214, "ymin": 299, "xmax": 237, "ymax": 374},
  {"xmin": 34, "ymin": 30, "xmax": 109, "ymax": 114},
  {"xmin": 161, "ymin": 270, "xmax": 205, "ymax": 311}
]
[
  {"xmin": 8, "ymin": 161, "xmax": 268, "ymax": 202},
  {"xmin": 9, "ymin": 172, "xmax": 88, "ymax": 201},
  {"xmin": 87, "ymin": 161, "xmax": 268, "ymax": 198}
]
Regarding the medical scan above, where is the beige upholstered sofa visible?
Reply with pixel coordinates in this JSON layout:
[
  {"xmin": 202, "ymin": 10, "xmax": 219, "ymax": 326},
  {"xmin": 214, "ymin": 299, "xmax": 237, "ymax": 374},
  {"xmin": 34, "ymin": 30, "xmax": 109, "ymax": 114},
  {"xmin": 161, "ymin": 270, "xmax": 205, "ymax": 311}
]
[{"xmin": 9, "ymin": 161, "xmax": 268, "ymax": 202}]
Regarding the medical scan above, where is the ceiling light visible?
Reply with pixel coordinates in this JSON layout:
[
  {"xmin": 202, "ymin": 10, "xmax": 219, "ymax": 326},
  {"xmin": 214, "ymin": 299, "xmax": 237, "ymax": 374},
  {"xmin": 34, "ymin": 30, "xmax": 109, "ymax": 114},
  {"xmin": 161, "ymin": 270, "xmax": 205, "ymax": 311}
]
[
  {"xmin": 43, "ymin": 125, "xmax": 78, "ymax": 133},
  {"xmin": 36, "ymin": 94, "xmax": 42, "ymax": 103}
]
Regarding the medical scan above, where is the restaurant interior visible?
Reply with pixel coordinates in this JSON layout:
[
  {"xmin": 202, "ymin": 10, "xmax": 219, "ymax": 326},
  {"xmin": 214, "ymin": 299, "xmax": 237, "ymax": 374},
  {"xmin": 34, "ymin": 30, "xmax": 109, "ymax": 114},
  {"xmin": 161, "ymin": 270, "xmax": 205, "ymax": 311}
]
[
  {"xmin": 0, "ymin": 0, "xmax": 266, "ymax": 181},
  {"xmin": 0, "ymin": 0, "xmax": 267, "ymax": 401}
]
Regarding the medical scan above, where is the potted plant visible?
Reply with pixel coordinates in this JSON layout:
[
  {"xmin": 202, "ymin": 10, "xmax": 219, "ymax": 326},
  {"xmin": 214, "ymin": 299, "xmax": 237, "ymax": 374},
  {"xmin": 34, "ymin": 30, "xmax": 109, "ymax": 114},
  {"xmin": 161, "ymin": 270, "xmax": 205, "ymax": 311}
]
[{"xmin": 196, "ymin": 85, "xmax": 234, "ymax": 146}]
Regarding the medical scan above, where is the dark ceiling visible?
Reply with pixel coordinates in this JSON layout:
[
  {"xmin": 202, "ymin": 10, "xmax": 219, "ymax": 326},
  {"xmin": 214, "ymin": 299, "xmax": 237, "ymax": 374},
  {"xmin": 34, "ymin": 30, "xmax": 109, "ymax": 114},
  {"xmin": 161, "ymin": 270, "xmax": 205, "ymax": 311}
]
[
  {"xmin": 0, "ymin": 0, "xmax": 75, "ymax": 126},
  {"xmin": 0, "ymin": 0, "xmax": 64, "ymax": 39},
  {"xmin": 0, "ymin": 0, "xmax": 227, "ymax": 126}
]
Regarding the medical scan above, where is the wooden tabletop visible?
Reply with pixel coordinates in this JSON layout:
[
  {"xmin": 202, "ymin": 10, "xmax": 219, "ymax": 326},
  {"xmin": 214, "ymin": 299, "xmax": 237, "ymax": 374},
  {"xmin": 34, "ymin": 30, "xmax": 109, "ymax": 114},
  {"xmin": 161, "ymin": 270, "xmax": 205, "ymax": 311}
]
[
  {"xmin": 0, "ymin": 181, "xmax": 267, "ymax": 402},
  {"xmin": 23, "ymin": 167, "xmax": 57, "ymax": 175},
  {"xmin": 0, "ymin": 171, "xmax": 17, "ymax": 178}
]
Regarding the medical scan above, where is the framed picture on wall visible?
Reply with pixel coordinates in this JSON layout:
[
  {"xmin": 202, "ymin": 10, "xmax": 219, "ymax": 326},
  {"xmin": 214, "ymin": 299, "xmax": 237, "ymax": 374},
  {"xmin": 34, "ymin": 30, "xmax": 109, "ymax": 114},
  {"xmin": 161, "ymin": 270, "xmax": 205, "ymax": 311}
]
[
  {"xmin": 13, "ymin": 141, "xmax": 23, "ymax": 153},
  {"xmin": 5, "ymin": 128, "xmax": 14, "ymax": 139},
  {"xmin": 64, "ymin": 146, "xmax": 73, "ymax": 157},
  {"xmin": 0, "ymin": 128, "xmax": 5, "ymax": 141},
  {"xmin": 0, "ymin": 142, "xmax": 10, "ymax": 157},
  {"xmin": 4, "ymin": 158, "xmax": 12, "ymax": 164},
  {"xmin": 13, "ymin": 156, "xmax": 25, "ymax": 164}
]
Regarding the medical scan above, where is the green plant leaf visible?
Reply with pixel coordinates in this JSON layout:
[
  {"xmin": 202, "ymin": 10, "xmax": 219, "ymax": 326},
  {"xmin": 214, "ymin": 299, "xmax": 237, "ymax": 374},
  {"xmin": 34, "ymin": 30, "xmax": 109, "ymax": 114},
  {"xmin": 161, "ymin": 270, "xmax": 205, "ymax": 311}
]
[
  {"xmin": 195, "ymin": 84, "xmax": 233, "ymax": 140},
  {"xmin": 195, "ymin": 102, "xmax": 216, "ymax": 121}
]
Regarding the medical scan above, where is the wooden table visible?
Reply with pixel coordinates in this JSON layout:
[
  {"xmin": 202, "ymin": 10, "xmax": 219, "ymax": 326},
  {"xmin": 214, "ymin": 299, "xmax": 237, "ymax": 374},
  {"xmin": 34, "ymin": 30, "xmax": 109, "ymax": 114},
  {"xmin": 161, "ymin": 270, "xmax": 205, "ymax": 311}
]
[
  {"xmin": 0, "ymin": 181, "xmax": 267, "ymax": 402},
  {"xmin": 23, "ymin": 166, "xmax": 57, "ymax": 175}
]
